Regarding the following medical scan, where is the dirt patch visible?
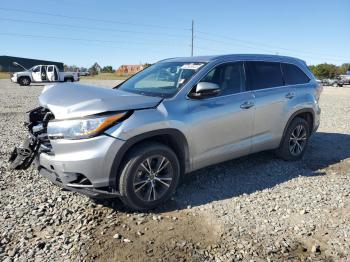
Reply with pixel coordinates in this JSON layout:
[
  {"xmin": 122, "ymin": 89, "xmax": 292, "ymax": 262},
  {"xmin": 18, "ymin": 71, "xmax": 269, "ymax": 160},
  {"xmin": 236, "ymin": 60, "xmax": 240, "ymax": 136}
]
[{"xmin": 85, "ymin": 210, "xmax": 221, "ymax": 262}]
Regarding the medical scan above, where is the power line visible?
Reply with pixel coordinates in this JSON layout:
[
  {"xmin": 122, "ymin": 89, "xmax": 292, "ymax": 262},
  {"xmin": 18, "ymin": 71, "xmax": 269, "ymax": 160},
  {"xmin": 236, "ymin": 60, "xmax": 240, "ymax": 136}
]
[
  {"xmin": 0, "ymin": 32, "xmax": 190, "ymax": 60},
  {"xmin": 0, "ymin": 17, "xmax": 189, "ymax": 39},
  {"xmin": 196, "ymin": 30, "xmax": 346, "ymax": 59},
  {"xmin": 196, "ymin": 36, "xmax": 274, "ymax": 53},
  {"xmin": 195, "ymin": 44, "xmax": 347, "ymax": 63},
  {"xmin": 0, "ymin": 32, "xmax": 187, "ymax": 47},
  {"xmin": 0, "ymin": 7, "xmax": 189, "ymax": 31},
  {"xmin": 0, "ymin": 7, "xmax": 347, "ymax": 63}
]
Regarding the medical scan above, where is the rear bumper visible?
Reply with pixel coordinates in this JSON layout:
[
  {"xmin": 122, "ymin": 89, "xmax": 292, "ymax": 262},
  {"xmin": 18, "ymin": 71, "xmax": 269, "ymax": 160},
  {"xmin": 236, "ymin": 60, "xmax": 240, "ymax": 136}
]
[{"xmin": 313, "ymin": 105, "xmax": 321, "ymax": 133}]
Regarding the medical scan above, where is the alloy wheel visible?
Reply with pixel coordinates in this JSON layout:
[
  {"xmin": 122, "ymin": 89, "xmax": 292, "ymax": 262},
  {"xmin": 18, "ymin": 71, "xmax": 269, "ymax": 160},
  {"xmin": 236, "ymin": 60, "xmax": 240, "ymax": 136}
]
[
  {"xmin": 133, "ymin": 155, "xmax": 173, "ymax": 202},
  {"xmin": 289, "ymin": 125, "xmax": 307, "ymax": 156}
]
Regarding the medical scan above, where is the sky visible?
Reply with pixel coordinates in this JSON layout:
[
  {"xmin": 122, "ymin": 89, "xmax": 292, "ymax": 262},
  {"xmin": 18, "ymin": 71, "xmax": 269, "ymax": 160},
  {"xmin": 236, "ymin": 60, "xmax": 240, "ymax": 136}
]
[{"xmin": 0, "ymin": 0, "xmax": 349, "ymax": 69}]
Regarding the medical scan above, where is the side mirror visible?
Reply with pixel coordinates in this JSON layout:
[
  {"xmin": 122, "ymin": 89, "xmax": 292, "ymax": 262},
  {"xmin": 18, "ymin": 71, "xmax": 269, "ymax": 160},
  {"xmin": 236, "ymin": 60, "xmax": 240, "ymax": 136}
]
[{"xmin": 189, "ymin": 82, "xmax": 220, "ymax": 99}]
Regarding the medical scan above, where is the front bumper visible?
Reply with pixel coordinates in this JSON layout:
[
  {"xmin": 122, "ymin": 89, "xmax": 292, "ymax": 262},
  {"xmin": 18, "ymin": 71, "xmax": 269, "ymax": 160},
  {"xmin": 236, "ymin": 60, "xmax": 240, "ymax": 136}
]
[
  {"xmin": 36, "ymin": 135, "xmax": 125, "ymax": 197},
  {"xmin": 11, "ymin": 76, "xmax": 17, "ymax": 83},
  {"xmin": 39, "ymin": 167, "xmax": 120, "ymax": 198}
]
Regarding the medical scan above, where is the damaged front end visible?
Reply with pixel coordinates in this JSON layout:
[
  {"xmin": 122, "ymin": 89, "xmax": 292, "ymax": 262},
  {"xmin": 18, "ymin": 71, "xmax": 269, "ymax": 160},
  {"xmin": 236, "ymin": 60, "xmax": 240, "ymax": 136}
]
[
  {"xmin": 9, "ymin": 107, "xmax": 53, "ymax": 170},
  {"xmin": 8, "ymin": 105, "xmax": 124, "ymax": 199}
]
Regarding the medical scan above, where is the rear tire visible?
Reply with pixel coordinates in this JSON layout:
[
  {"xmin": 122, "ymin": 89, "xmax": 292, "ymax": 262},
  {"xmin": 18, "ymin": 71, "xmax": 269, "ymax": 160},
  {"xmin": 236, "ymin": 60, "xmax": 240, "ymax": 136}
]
[
  {"xmin": 275, "ymin": 117, "xmax": 310, "ymax": 161},
  {"xmin": 19, "ymin": 77, "xmax": 31, "ymax": 86},
  {"xmin": 118, "ymin": 142, "xmax": 180, "ymax": 211}
]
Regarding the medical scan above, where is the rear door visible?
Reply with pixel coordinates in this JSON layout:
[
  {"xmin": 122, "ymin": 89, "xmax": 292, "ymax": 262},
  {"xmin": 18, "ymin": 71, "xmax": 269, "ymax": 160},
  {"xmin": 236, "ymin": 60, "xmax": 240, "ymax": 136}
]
[
  {"xmin": 246, "ymin": 61, "xmax": 294, "ymax": 152},
  {"xmin": 47, "ymin": 66, "xmax": 55, "ymax": 81}
]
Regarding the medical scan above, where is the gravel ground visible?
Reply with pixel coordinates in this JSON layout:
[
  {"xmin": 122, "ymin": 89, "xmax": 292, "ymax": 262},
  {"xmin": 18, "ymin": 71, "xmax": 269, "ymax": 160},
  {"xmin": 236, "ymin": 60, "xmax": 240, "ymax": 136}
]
[{"xmin": 0, "ymin": 80, "xmax": 349, "ymax": 261}]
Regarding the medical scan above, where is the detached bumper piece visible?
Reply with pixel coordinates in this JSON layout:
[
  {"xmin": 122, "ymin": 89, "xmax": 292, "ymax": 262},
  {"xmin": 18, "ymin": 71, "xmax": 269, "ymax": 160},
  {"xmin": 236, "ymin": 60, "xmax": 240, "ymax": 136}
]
[
  {"xmin": 9, "ymin": 137, "xmax": 39, "ymax": 170},
  {"xmin": 8, "ymin": 107, "xmax": 53, "ymax": 170}
]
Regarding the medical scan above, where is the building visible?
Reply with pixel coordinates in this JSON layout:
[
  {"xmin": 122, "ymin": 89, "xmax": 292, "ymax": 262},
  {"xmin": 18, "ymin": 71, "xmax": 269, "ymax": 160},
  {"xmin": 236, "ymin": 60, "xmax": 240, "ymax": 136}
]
[
  {"xmin": 116, "ymin": 64, "xmax": 145, "ymax": 76},
  {"xmin": 0, "ymin": 55, "xmax": 64, "ymax": 72}
]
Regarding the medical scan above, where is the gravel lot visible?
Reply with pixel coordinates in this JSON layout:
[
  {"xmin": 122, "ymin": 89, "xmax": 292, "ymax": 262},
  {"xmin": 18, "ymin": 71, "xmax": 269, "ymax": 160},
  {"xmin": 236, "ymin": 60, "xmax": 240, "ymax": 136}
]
[{"xmin": 0, "ymin": 79, "xmax": 349, "ymax": 261}]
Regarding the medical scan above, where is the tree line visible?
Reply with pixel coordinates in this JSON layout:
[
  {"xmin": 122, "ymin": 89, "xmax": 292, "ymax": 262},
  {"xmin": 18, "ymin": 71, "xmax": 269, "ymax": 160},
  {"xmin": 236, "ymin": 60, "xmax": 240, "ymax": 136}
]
[
  {"xmin": 64, "ymin": 64, "xmax": 115, "ymax": 74},
  {"xmin": 64, "ymin": 63, "xmax": 152, "ymax": 75},
  {"xmin": 308, "ymin": 63, "xmax": 350, "ymax": 80}
]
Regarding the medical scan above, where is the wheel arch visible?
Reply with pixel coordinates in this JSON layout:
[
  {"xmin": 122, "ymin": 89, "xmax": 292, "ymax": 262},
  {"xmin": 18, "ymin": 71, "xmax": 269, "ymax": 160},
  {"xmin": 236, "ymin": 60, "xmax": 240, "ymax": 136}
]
[
  {"xmin": 280, "ymin": 108, "xmax": 315, "ymax": 147},
  {"xmin": 108, "ymin": 128, "xmax": 190, "ymax": 189},
  {"xmin": 64, "ymin": 76, "xmax": 74, "ymax": 82},
  {"xmin": 18, "ymin": 75, "xmax": 31, "ymax": 82}
]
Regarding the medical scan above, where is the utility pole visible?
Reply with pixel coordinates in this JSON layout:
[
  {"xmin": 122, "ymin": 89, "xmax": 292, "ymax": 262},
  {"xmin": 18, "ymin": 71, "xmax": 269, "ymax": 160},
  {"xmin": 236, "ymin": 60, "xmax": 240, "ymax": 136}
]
[{"xmin": 191, "ymin": 20, "xmax": 194, "ymax": 56}]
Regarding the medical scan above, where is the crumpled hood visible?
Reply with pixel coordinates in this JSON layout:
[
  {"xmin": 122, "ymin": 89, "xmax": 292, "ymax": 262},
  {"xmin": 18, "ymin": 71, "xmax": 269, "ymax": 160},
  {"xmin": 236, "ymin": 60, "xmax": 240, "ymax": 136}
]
[{"xmin": 39, "ymin": 83, "xmax": 162, "ymax": 119}]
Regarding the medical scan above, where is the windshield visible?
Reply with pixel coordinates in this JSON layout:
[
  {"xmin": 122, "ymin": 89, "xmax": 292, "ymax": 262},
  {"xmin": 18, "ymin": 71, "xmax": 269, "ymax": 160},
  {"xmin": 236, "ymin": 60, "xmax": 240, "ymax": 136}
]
[{"xmin": 117, "ymin": 62, "xmax": 205, "ymax": 98}]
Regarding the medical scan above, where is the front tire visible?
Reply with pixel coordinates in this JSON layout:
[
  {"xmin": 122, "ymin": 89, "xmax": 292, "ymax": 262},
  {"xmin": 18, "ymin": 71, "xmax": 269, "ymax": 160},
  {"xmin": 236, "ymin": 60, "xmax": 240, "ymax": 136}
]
[
  {"xmin": 118, "ymin": 142, "xmax": 180, "ymax": 211},
  {"xmin": 275, "ymin": 117, "xmax": 310, "ymax": 161},
  {"xmin": 19, "ymin": 77, "xmax": 31, "ymax": 86}
]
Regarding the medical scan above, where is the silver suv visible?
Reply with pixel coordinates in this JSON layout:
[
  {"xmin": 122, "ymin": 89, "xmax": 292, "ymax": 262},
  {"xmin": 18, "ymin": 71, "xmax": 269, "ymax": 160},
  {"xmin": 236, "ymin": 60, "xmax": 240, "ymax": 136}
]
[{"xmin": 10, "ymin": 54, "xmax": 322, "ymax": 210}]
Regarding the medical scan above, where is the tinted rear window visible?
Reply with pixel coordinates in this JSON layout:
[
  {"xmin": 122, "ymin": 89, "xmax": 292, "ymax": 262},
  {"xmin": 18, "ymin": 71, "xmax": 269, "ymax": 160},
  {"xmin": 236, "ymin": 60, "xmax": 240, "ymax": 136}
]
[
  {"xmin": 246, "ymin": 61, "xmax": 283, "ymax": 90},
  {"xmin": 282, "ymin": 63, "xmax": 310, "ymax": 85}
]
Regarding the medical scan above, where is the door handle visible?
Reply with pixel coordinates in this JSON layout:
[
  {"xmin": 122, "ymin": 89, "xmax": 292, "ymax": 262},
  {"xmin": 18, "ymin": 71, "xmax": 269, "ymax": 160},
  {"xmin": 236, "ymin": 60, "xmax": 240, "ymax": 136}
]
[
  {"xmin": 285, "ymin": 92, "xmax": 295, "ymax": 99},
  {"xmin": 240, "ymin": 101, "xmax": 254, "ymax": 109}
]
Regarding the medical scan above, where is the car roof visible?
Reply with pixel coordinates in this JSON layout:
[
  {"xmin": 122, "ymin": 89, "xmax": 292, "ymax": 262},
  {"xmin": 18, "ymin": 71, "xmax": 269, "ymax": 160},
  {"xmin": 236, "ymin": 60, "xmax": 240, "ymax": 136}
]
[{"xmin": 160, "ymin": 54, "xmax": 306, "ymax": 65}]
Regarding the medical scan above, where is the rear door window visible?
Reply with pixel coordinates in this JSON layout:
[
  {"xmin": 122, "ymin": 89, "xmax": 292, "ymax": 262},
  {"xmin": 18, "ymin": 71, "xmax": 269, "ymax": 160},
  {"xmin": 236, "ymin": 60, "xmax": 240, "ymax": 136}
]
[
  {"xmin": 246, "ymin": 61, "xmax": 283, "ymax": 90},
  {"xmin": 282, "ymin": 63, "xmax": 310, "ymax": 85}
]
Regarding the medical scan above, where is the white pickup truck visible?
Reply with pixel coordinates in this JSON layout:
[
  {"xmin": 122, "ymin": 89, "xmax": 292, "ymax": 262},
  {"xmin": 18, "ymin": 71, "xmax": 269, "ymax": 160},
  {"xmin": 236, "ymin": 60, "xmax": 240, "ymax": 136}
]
[{"xmin": 11, "ymin": 64, "xmax": 79, "ymax": 86}]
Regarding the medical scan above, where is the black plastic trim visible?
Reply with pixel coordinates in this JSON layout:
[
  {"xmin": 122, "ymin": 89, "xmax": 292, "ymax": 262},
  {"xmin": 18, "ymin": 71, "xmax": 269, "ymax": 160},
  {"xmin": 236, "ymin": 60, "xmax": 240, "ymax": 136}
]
[
  {"xmin": 108, "ymin": 128, "xmax": 190, "ymax": 189},
  {"xmin": 39, "ymin": 167, "xmax": 120, "ymax": 199},
  {"xmin": 279, "ymin": 108, "xmax": 315, "ymax": 147}
]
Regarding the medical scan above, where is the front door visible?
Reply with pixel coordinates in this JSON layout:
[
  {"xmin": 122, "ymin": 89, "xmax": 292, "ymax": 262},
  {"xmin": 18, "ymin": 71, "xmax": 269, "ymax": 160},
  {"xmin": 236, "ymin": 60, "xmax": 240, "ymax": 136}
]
[
  {"xmin": 31, "ymin": 66, "xmax": 42, "ymax": 82},
  {"xmin": 186, "ymin": 62, "xmax": 255, "ymax": 170}
]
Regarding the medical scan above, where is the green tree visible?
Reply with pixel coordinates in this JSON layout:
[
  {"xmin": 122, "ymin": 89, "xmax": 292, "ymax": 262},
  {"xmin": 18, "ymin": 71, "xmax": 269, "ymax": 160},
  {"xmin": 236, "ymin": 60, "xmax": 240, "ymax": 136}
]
[
  {"xmin": 337, "ymin": 63, "xmax": 350, "ymax": 75},
  {"xmin": 309, "ymin": 63, "xmax": 338, "ymax": 79},
  {"xmin": 101, "ymin": 66, "xmax": 114, "ymax": 73},
  {"xmin": 89, "ymin": 64, "xmax": 98, "ymax": 76}
]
